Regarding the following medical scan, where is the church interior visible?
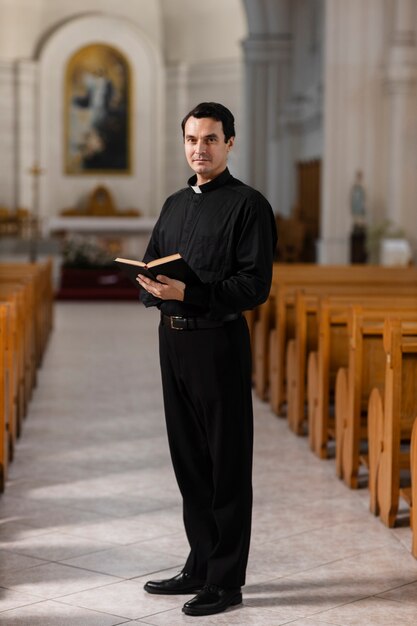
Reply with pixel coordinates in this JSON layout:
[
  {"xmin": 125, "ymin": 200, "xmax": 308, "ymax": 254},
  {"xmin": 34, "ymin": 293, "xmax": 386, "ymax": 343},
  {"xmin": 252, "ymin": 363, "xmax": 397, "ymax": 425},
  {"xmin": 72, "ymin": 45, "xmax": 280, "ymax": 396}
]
[{"xmin": 1, "ymin": 0, "xmax": 417, "ymax": 623}]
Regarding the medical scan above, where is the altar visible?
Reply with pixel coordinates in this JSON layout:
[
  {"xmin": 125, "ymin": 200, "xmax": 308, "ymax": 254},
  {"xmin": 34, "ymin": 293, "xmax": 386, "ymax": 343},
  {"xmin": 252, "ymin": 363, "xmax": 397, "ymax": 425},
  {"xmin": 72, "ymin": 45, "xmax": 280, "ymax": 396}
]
[
  {"xmin": 47, "ymin": 185, "xmax": 158, "ymax": 299},
  {"xmin": 47, "ymin": 185, "xmax": 157, "ymax": 258}
]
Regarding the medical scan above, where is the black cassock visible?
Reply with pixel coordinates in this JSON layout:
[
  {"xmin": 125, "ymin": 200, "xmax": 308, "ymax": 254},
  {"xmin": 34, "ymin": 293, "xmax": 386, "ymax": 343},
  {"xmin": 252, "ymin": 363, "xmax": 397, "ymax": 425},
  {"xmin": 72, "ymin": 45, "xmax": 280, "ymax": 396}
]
[{"xmin": 141, "ymin": 167, "xmax": 277, "ymax": 588}]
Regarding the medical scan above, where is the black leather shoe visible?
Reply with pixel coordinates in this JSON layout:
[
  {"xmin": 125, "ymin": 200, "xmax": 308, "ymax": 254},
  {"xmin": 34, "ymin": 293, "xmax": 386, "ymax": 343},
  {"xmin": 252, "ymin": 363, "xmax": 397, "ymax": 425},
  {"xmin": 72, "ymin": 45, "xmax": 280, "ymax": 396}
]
[
  {"xmin": 182, "ymin": 584, "xmax": 242, "ymax": 616},
  {"xmin": 144, "ymin": 571, "xmax": 204, "ymax": 595}
]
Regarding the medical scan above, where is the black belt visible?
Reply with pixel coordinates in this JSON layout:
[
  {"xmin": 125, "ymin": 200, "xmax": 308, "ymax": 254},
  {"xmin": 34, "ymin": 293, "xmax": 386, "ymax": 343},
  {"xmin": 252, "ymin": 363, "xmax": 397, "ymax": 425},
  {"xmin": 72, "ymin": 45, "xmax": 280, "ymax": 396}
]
[{"xmin": 161, "ymin": 313, "xmax": 240, "ymax": 331}]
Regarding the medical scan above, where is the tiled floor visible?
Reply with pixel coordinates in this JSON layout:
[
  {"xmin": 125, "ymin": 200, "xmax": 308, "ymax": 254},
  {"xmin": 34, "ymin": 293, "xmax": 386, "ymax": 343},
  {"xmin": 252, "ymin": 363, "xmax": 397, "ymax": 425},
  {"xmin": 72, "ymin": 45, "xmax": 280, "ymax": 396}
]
[{"xmin": 1, "ymin": 302, "xmax": 417, "ymax": 625}]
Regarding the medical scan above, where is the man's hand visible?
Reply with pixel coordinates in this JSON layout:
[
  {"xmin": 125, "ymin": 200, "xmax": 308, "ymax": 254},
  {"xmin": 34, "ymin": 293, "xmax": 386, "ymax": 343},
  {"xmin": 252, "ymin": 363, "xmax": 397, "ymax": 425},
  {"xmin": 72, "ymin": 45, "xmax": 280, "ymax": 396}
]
[{"xmin": 137, "ymin": 274, "xmax": 185, "ymax": 301}]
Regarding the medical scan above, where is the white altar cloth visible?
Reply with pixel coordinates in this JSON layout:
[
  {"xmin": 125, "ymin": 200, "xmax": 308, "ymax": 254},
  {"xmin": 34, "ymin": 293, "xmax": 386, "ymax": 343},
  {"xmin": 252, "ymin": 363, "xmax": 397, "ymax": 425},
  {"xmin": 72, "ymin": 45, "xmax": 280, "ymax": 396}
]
[{"xmin": 46, "ymin": 217, "xmax": 157, "ymax": 235}]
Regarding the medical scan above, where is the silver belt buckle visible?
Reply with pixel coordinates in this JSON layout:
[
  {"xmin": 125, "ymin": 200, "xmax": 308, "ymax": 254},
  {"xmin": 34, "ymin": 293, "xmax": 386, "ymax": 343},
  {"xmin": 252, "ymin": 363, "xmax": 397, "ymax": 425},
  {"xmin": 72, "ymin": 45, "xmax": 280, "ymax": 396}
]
[{"xmin": 171, "ymin": 316, "xmax": 186, "ymax": 330}]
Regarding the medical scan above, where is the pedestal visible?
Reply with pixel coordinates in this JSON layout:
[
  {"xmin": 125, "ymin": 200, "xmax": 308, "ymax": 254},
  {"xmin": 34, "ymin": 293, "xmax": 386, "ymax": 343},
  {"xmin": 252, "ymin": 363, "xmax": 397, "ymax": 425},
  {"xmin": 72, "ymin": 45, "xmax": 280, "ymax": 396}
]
[{"xmin": 350, "ymin": 227, "xmax": 368, "ymax": 264}]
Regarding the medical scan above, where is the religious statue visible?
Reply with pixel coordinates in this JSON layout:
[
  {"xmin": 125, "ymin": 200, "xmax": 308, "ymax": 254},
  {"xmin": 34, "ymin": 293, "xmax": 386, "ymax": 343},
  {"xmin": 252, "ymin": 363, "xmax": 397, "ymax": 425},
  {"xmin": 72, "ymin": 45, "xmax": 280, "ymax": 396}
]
[{"xmin": 350, "ymin": 170, "xmax": 366, "ymax": 230}]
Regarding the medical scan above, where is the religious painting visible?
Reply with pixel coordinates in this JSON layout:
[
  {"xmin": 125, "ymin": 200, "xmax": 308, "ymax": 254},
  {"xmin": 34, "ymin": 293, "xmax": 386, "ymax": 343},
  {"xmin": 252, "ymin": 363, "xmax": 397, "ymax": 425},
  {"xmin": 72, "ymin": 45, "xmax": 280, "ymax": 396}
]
[{"xmin": 65, "ymin": 43, "xmax": 131, "ymax": 174}]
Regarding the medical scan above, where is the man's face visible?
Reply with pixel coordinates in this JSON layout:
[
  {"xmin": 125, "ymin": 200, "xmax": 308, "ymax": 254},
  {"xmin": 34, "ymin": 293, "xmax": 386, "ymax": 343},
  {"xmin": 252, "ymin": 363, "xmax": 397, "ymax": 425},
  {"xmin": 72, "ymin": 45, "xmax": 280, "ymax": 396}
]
[{"xmin": 184, "ymin": 116, "xmax": 234, "ymax": 184}]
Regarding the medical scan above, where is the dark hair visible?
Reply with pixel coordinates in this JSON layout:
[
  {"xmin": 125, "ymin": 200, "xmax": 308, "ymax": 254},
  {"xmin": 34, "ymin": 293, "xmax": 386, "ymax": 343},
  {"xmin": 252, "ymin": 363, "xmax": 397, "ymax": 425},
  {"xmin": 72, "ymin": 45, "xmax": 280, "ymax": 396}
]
[{"xmin": 181, "ymin": 102, "xmax": 235, "ymax": 143}]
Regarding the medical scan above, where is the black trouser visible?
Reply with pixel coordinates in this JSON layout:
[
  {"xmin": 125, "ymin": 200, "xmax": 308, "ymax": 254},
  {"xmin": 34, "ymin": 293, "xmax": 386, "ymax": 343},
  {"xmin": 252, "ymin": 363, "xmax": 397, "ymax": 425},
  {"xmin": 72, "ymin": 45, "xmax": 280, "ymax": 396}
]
[{"xmin": 158, "ymin": 316, "xmax": 253, "ymax": 588}]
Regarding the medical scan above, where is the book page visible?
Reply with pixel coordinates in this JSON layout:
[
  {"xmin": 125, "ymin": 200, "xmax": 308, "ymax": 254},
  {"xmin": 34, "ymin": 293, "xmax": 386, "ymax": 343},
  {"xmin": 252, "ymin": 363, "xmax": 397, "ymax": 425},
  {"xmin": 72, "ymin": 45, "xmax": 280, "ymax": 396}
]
[
  {"xmin": 147, "ymin": 253, "xmax": 182, "ymax": 268},
  {"xmin": 114, "ymin": 258, "xmax": 146, "ymax": 268}
]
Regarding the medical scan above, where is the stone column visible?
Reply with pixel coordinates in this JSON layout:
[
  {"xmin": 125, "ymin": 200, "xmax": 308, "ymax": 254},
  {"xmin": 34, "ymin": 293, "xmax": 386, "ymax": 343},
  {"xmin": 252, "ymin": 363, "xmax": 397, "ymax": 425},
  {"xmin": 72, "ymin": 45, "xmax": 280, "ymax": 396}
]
[
  {"xmin": 241, "ymin": 0, "xmax": 292, "ymax": 210},
  {"xmin": 165, "ymin": 63, "xmax": 190, "ymax": 195},
  {"xmin": 242, "ymin": 36, "xmax": 292, "ymax": 210},
  {"xmin": 16, "ymin": 61, "xmax": 37, "ymax": 217},
  {"xmin": 0, "ymin": 61, "xmax": 15, "ymax": 209},
  {"xmin": 385, "ymin": 0, "xmax": 417, "ymax": 258},
  {"xmin": 318, "ymin": 0, "xmax": 387, "ymax": 264}
]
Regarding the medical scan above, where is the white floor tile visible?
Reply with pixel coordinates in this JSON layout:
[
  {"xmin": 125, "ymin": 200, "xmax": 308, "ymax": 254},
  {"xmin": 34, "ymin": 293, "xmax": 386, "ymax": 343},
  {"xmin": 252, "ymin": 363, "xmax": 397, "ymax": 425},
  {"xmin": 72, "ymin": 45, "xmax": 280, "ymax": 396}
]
[
  {"xmin": 0, "ymin": 599, "xmax": 125, "ymax": 625},
  {"xmin": 315, "ymin": 596, "xmax": 417, "ymax": 625},
  {"xmin": 0, "ymin": 561, "xmax": 121, "ymax": 600},
  {"xmin": 0, "ymin": 587, "xmax": 40, "ymax": 612},
  {"xmin": 58, "ymin": 579, "xmax": 183, "ymax": 620},
  {"xmin": 61, "ymin": 544, "xmax": 182, "ymax": 579},
  {"xmin": 1, "ymin": 531, "xmax": 114, "ymax": 562},
  {"xmin": 0, "ymin": 550, "xmax": 45, "ymax": 574}
]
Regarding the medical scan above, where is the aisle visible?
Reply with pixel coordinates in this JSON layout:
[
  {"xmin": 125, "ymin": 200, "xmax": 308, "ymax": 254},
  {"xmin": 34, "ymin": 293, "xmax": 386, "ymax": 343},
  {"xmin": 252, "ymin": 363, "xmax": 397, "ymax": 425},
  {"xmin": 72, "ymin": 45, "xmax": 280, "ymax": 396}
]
[{"xmin": 0, "ymin": 303, "xmax": 417, "ymax": 625}]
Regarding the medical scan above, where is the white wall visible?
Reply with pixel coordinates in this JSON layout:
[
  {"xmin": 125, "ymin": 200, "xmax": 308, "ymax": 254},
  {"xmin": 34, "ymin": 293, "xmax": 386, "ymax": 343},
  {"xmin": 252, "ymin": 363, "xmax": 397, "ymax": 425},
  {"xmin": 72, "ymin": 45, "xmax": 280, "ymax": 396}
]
[
  {"xmin": 160, "ymin": 0, "xmax": 246, "ymax": 64},
  {"xmin": 0, "ymin": 0, "xmax": 162, "ymax": 60}
]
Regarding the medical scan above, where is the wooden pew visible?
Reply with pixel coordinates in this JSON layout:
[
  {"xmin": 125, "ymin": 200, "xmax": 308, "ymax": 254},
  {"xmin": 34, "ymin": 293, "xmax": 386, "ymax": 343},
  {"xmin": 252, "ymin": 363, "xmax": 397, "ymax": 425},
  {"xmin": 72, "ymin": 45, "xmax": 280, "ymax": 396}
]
[
  {"xmin": 411, "ymin": 417, "xmax": 417, "ymax": 558},
  {"xmin": 243, "ymin": 308, "xmax": 257, "ymax": 364},
  {"xmin": 286, "ymin": 290, "xmax": 318, "ymax": 433},
  {"xmin": 0, "ymin": 294, "xmax": 22, "ymax": 491},
  {"xmin": 268, "ymin": 322, "xmax": 281, "ymax": 413},
  {"xmin": 307, "ymin": 295, "xmax": 417, "ymax": 459},
  {"xmin": 0, "ymin": 259, "xmax": 54, "ymax": 377},
  {"xmin": 254, "ymin": 294, "xmax": 276, "ymax": 399},
  {"xmin": 367, "ymin": 318, "xmax": 417, "ymax": 527},
  {"xmin": 0, "ymin": 296, "xmax": 19, "ymax": 462},
  {"xmin": 0, "ymin": 261, "xmax": 54, "ymax": 494},
  {"xmin": 269, "ymin": 282, "xmax": 296, "ymax": 413},
  {"xmin": 0, "ymin": 303, "xmax": 8, "ymax": 492},
  {"xmin": 0, "ymin": 285, "xmax": 27, "ymax": 432},
  {"xmin": 0, "ymin": 276, "xmax": 35, "ymax": 396},
  {"xmin": 334, "ymin": 306, "xmax": 417, "ymax": 489},
  {"xmin": 0, "ymin": 261, "xmax": 53, "ymax": 492},
  {"xmin": 287, "ymin": 289, "xmax": 402, "ymax": 435},
  {"xmin": 258, "ymin": 264, "xmax": 417, "ymax": 413},
  {"xmin": 288, "ymin": 289, "xmax": 417, "ymax": 438}
]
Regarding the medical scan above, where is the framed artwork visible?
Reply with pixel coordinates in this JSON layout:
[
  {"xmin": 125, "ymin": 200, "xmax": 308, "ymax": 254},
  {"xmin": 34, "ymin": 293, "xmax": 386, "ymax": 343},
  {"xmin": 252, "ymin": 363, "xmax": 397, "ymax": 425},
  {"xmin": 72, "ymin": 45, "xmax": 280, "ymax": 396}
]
[{"xmin": 64, "ymin": 43, "xmax": 132, "ymax": 175}]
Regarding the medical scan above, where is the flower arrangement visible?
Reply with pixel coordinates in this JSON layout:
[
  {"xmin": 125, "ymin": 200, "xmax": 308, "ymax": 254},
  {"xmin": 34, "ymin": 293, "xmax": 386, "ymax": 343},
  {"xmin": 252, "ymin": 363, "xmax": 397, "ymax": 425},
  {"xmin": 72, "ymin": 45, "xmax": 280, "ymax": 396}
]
[{"xmin": 61, "ymin": 234, "xmax": 115, "ymax": 269}]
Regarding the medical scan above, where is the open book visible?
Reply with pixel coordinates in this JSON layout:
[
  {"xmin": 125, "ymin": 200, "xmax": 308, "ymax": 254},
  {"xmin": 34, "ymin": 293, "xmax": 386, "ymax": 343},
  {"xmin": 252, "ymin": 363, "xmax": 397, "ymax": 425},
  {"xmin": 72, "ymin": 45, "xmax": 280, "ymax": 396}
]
[{"xmin": 114, "ymin": 253, "xmax": 200, "ymax": 286}]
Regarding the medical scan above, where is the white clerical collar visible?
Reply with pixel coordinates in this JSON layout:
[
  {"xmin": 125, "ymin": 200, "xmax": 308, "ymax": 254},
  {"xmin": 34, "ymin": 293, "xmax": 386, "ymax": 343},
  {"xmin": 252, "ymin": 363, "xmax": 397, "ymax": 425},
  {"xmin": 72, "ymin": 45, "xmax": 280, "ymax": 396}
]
[{"xmin": 191, "ymin": 185, "xmax": 202, "ymax": 194}]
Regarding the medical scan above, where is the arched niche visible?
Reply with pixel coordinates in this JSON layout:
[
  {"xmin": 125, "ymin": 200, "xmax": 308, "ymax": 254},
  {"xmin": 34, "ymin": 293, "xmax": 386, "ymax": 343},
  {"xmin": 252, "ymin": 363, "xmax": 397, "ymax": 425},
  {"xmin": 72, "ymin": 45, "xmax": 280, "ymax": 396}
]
[{"xmin": 37, "ymin": 13, "xmax": 164, "ymax": 221}]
